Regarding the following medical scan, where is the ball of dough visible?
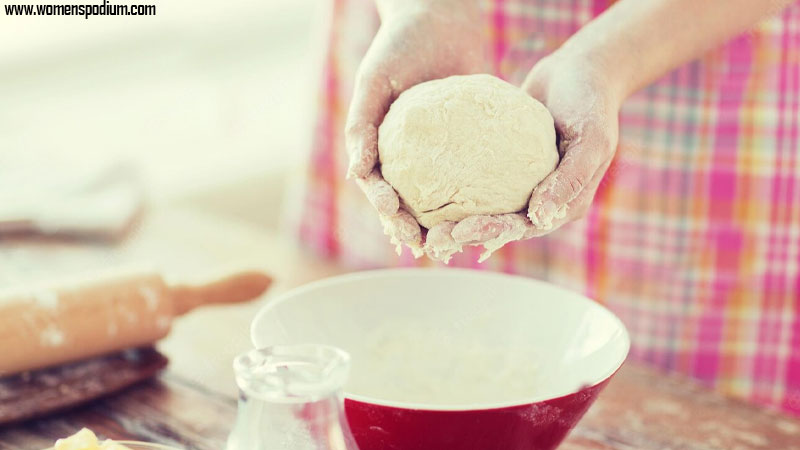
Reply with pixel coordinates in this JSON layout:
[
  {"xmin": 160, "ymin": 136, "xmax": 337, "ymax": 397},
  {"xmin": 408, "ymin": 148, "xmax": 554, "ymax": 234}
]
[{"xmin": 378, "ymin": 74, "xmax": 558, "ymax": 229}]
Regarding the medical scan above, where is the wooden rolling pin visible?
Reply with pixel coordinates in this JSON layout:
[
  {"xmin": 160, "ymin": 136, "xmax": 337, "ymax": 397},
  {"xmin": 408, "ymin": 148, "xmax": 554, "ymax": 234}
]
[{"xmin": 0, "ymin": 267, "xmax": 271, "ymax": 376}]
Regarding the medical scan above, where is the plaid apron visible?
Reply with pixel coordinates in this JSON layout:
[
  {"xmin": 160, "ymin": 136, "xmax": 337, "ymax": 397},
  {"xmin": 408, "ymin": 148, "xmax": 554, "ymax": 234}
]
[{"xmin": 292, "ymin": 0, "xmax": 800, "ymax": 415}]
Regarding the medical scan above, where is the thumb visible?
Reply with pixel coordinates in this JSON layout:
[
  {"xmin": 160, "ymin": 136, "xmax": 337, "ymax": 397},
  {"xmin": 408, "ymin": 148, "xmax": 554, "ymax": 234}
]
[
  {"xmin": 345, "ymin": 69, "xmax": 393, "ymax": 179},
  {"xmin": 528, "ymin": 142, "xmax": 605, "ymax": 231}
]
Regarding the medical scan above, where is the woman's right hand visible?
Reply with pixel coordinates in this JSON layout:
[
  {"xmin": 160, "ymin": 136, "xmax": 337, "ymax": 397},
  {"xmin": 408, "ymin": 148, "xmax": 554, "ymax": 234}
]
[{"xmin": 345, "ymin": 0, "xmax": 485, "ymax": 256}]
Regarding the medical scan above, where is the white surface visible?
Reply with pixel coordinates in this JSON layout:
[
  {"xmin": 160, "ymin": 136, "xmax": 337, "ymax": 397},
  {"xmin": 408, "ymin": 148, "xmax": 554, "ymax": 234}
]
[{"xmin": 251, "ymin": 268, "xmax": 630, "ymax": 410}]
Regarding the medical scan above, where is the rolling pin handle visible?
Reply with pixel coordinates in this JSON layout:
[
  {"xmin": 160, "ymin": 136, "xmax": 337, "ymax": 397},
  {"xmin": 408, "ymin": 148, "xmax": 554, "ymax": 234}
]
[{"xmin": 170, "ymin": 271, "xmax": 272, "ymax": 315}]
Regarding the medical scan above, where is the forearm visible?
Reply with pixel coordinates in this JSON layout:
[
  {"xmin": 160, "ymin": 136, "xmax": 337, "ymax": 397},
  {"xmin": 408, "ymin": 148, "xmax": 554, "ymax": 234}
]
[
  {"xmin": 375, "ymin": 0, "xmax": 480, "ymax": 20},
  {"xmin": 561, "ymin": 0, "xmax": 796, "ymax": 100}
]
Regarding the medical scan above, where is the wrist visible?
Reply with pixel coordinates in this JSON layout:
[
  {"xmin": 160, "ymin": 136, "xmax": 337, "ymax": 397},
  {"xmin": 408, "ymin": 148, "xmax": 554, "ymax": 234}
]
[{"xmin": 548, "ymin": 40, "xmax": 633, "ymax": 106}]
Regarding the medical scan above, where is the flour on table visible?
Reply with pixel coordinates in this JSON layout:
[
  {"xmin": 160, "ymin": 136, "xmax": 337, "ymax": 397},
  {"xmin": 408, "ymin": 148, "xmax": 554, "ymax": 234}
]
[
  {"xmin": 40, "ymin": 324, "xmax": 65, "ymax": 347},
  {"xmin": 139, "ymin": 285, "xmax": 160, "ymax": 311}
]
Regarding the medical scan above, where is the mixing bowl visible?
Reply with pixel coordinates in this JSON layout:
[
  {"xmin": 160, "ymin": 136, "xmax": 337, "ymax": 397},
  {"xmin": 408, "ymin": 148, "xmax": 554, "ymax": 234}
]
[{"xmin": 251, "ymin": 268, "xmax": 629, "ymax": 450}]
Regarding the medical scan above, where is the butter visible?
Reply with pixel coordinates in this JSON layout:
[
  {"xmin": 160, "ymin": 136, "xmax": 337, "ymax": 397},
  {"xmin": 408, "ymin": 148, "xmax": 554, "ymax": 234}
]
[{"xmin": 54, "ymin": 429, "xmax": 133, "ymax": 450}]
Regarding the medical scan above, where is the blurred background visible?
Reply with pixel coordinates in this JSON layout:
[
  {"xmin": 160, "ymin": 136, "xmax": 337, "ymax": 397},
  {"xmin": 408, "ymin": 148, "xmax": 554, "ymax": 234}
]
[
  {"xmin": 0, "ymin": 0, "xmax": 323, "ymax": 230},
  {"xmin": 0, "ymin": 0, "xmax": 339, "ymax": 395}
]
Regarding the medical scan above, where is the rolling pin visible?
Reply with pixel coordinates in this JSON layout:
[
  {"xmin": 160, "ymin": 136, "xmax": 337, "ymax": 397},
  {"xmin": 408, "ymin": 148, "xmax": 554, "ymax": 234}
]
[{"xmin": 0, "ymin": 267, "xmax": 272, "ymax": 376}]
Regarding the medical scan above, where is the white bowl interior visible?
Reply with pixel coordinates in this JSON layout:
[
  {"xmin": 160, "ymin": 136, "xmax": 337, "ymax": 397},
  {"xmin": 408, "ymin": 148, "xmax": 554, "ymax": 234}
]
[{"xmin": 251, "ymin": 269, "xmax": 629, "ymax": 410}]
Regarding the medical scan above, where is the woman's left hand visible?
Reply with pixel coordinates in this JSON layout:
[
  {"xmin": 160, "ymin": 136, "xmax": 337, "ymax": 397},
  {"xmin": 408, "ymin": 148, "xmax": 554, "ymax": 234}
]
[{"xmin": 426, "ymin": 51, "xmax": 625, "ymax": 260}]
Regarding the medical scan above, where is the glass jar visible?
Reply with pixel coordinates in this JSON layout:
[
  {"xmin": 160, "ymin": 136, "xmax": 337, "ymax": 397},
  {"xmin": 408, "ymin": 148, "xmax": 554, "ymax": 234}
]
[{"xmin": 226, "ymin": 344, "xmax": 359, "ymax": 450}]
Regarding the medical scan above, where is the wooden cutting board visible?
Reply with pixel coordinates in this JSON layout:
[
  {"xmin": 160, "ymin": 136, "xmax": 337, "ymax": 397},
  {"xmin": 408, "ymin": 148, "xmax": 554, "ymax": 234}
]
[
  {"xmin": 0, "ymin": 347, "xmax": 167, "ymax": 426},
  {"xmin": 2, "ymin": 364, "xmax": 800, "ymax": 450}
]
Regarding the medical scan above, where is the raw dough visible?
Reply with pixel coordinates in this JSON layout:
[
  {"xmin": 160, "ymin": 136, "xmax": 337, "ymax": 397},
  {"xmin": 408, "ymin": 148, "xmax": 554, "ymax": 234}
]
[{"xmin": 378, "ymin": 74, "xmax": 558, "ymax": 229}]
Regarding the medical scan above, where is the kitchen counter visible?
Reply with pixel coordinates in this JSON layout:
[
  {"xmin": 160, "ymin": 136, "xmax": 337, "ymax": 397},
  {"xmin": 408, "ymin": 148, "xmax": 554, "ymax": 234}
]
[{"xmin": 0, "ymin": 208, "xmax": 798, "ymax": 449}]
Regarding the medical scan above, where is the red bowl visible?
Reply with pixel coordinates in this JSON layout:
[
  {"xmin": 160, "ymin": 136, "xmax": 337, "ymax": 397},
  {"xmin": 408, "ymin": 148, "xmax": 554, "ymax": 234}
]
[
  {"xmin": 252, "ymin": 269, "xmax": 630, "ymax": 450},
  {"xmin": 345, "ymin": 380, "xmax": 610, "ymax": 450}
]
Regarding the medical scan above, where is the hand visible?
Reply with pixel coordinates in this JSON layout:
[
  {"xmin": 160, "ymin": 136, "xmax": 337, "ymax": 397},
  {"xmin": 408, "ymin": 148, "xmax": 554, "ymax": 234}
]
[
  {"xmin": 523, "ymin": 53, "xmax": 622, "ymax": 232},
  {"xmin": 425, "ymin": 51, "xmax": 624, "ymax": 261},
  {"xmin": 346, "ymin": 1, "xmax": 485, "ymax": 255}
]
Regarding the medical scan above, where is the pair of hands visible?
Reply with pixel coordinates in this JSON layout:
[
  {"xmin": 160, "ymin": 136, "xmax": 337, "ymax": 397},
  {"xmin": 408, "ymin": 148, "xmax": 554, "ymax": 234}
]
[{"xmin": 345, "ymin": 3, "xmax": 622, "ymax": 258}]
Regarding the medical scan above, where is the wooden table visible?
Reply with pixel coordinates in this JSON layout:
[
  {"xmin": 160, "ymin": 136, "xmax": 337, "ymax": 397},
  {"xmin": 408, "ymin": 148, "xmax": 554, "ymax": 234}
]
[{"xmin": 1, "ymin": 208, "xmax": 799, "ymax": 449}]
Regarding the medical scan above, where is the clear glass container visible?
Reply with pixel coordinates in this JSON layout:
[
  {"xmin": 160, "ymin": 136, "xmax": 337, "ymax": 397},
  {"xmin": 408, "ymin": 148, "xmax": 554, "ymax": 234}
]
[{"xmin": 226, "ymin": 344, "xmax": 359, "ymax": 450}]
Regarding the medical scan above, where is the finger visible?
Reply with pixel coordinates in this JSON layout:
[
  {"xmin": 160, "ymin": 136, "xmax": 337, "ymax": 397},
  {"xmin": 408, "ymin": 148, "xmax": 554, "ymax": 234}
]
[
  {"xmin": 450, "ymin": 213, "xmax": 537, "ymax": 263},
  {"xmin": 345, "ymin": 68, "xmax": 393, "ymax": 179},
  {"xmin": 355, "ymin": 169, "xmax": 400, "ymax": 216},
  {"xmin": 528, "ymin": 138, "xmax": 609, "ymax": 231},
  {"xmin": 451, "ymin": 214, "xmax": 523, "ymax": 244},
  {"xmin": 568, "ymin": 157, "xmax": 611, "ymax": 218},
  {"xmin": 379, "ymin": 209, "xmax": 423, "ymax": 258},
  {"xmin": 424, "ymin": 221, "xmax": 461, "ymax": 263},
  {"xmin": 451, "ymin": 213, "xmax": 541, "ymax": 244},
  {"xmin": 475, "ymin": 214, "xmax": 528, "ymax": 262},
  {"xmin": 530, "ymin": 158, "xmax": 611, "ymax": 233}
]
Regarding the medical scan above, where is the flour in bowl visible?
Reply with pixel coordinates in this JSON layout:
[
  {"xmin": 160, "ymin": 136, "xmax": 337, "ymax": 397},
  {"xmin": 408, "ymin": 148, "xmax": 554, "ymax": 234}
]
[{"xmin": 347, "ymin": 323, "xmax": 547, "ymax": 405}]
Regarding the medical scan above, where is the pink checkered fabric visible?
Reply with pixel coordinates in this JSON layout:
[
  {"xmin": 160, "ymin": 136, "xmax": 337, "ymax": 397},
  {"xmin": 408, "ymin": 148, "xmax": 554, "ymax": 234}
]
[{"xmin": 293, "ymin": 0, "xmax": 800, "ymax": 415}]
